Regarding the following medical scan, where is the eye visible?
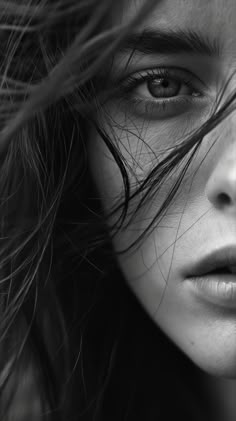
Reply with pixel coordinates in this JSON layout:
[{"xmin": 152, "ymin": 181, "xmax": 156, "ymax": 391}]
[{"xmin": 118, "ymin": 67, "xmax": 206, "ymax": 119}]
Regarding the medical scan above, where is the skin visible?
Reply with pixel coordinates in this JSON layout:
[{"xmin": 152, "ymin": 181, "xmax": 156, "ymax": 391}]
[{"xmin": 89, "ymin": 0, "xmax": 236, "ymax": 418}]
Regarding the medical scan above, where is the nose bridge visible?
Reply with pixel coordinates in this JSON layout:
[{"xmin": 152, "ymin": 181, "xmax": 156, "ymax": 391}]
[{"xmin": 205, "ymin": 115, "xmax": 236, "ymax": 211}]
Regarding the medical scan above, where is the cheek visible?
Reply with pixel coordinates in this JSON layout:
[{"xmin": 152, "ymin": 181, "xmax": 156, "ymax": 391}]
[
  {"xmin": 89, "ymin": 127, "xmax": 191, "ymax": 298},
  {"xmin": 88, "ymin": 117, "xmax": 212, "ymax": 260}
]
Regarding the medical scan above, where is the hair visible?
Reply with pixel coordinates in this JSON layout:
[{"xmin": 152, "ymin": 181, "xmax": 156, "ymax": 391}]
[{"xmin": 0, "ymin": 0, "xmax": 236, "ymax": 420}]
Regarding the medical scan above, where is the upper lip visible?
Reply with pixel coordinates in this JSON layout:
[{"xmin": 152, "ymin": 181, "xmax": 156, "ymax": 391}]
[{"xmin": 186, "ymin": 246, "xmax": 236, "ymax": 277}]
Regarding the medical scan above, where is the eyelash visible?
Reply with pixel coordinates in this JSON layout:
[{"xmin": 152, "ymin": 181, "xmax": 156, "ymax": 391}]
[{"xmin": 118, "ymin": 67, "xmax": 205, "ymax": 119}]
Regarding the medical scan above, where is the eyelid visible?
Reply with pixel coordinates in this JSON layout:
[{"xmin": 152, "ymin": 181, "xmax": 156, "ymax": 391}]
[{"xmin": 118, "ymin": 66, "xmax": 208, "ymax": 92}]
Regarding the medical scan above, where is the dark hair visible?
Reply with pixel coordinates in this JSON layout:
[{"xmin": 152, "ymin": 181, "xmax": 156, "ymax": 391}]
[{"xmin": 0, "ymin": 0, "xmax": 235, "ymax": 420}]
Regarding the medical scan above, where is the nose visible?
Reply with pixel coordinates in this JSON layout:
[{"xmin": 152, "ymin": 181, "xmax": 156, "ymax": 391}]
[{"xmin": 205, "ymin": 141, "xmax": 236, "ymax": 212}]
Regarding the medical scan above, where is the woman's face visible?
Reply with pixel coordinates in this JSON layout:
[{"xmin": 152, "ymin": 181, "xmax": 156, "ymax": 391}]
[{"xmin": 89, "ymin": 0, "xmax": 236, "ymax": 377}]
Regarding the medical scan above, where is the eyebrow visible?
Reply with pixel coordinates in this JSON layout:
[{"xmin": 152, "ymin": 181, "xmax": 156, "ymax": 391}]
[{"xmin": 119, "ymin": 28, "xmax": 220, "ymax": 57}]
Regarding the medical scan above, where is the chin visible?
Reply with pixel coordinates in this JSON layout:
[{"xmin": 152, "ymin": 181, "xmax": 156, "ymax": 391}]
[
  {"xmin": 162, "ymin": 317, "xmax": 236, "ymax": 380},
  {"xmin": 196, "ymin": 359, "xmax": 236, "ymax": 379},
  {"xmin": 186, "ymin": 343, "xmax": 236, "ymax": 379}
]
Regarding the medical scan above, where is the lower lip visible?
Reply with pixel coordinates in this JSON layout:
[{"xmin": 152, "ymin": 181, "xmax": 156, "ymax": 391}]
[{"xmin": 185, "ymin": 273, "xmax": 236, "ymax": 308}]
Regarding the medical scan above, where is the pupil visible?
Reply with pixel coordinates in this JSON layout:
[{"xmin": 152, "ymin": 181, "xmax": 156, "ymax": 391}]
[{"xmin": 162, "ymin": 79, "xmax": 170, "ymax": 88}]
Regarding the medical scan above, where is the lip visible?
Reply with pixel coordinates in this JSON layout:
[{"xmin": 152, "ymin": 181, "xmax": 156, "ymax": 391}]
[
  {"xmin": 185, "ymin": 274, "xmax": 236, "ymax": 308},
  {"xmin": 184, "ymin": 245, "xmax": 236, "ymax": 308},
  {"xmin": 185, "ymin": 245, "xmax": 236, "ymax": 277}
]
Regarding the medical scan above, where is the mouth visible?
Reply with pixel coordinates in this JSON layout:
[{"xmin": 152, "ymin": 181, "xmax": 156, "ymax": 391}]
[{"xmin": 185, "ymin": 246, "xmax": 236, "ymax": 308}]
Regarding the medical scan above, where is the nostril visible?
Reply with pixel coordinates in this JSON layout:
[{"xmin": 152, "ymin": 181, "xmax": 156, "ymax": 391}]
[{"xmin": 217, "ymin": 193, "xmax": 231, "ymax": 207}]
